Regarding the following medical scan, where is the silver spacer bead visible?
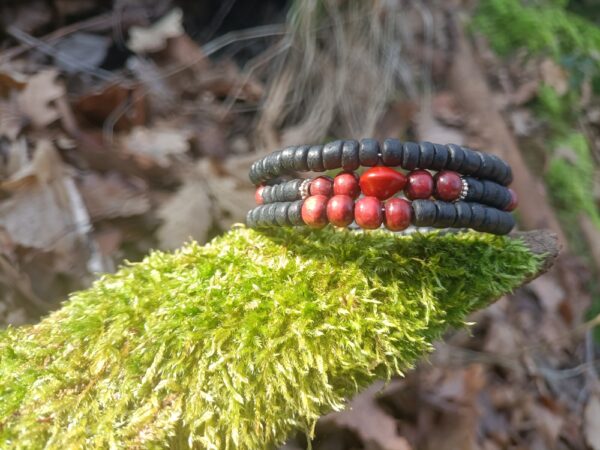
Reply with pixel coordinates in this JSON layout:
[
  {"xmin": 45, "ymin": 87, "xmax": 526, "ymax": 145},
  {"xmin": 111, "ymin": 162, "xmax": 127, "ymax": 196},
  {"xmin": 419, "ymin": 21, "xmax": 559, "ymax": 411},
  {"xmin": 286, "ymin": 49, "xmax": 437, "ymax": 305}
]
[
  {"xmin": 458, "ymin": 177, "xmax": 469, "ymax": 201},
  {"xmin": 299, "ymin": 178, "xmax": 312, "ymax": 199}
]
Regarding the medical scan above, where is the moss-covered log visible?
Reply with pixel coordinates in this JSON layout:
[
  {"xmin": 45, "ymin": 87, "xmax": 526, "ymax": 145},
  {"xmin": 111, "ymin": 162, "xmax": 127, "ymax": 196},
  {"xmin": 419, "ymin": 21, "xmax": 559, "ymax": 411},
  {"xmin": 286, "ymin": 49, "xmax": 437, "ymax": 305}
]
[{"xmin": 0, "ymin": 226, "xmax": 556, "ymax": 449}]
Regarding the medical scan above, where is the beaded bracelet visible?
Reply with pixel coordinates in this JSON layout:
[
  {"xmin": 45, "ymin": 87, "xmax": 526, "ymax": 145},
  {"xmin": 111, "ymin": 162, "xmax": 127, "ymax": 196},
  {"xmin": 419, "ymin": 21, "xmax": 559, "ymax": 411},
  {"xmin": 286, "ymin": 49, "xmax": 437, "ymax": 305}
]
[
  {"xmin": 255, "ymin": 171, "xmax": 518, "ymax": 212},
  {"xmin": 246, "ymin": 199, "xmax": 515, "ymax": 235},
  {"xmin": 249, "ymin": 139, "xmax": 513, "ymax": 187}
]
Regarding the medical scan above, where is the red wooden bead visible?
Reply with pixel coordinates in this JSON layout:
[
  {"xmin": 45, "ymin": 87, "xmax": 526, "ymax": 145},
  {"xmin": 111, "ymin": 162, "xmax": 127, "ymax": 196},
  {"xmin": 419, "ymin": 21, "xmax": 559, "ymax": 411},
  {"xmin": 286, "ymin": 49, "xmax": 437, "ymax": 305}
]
[
  {"xmin": 505, "ymin": 188, "xmax": 518, "ymax": 211},
  {"xmin": 333, "ymin": 172, "xmax": 361, "ymax": 199},
  {"xmin": 434, "ymin": 170, "xmax": 462, "ymax": 201},
  {"xmin": 301, "ymin": 195, "xmax": 329, "ymax": 228},
  {"xmin": 405, "ymin": 169, "xmax": 434, "ymax": 200},
  {"xmin": 327, "ymin": 195, "xmax": 355, "ymax": 227},
  {"xmin": 309, "ymin": 176, "xmax": 333, "ymax": 197},
  {"xmin": 359, "ymin": 167, "xmax": 407, "ymax": 200},
  {"xmin": 354, "ymin": 196, "xmax": 383, "ymax": 229},
  {"xmin": 384, "ymin": 198, "xmax": 412, "ymax": 231},
  {"xmin": 255, "ymin": 185, "xmax": 265, "ymax": 205}
]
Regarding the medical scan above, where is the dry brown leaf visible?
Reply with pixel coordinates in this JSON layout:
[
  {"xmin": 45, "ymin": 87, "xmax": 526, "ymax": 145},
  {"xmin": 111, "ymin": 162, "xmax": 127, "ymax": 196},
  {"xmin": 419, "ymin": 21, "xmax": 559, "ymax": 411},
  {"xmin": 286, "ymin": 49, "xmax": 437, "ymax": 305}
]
[
  {"xmin": 585, "ymin": 394, "xmax": 600, "ymax": 450},
  {"xmin": 0, "ymin": 71, "xmax": 26, "ymax": 97},
  {"xmin": 78, "ymin": 172, "xmax": 150, "ymax": 221},
  {"xmin": 17, "ymin": 69, "xmax": 65, "ymax": 129},
  {"xmin": 0, "ymin": 140, "xmax": 77, "ymax": 251},
  {"xmin": 319, "ymin": 381, "xmax": 412, "ymax": 450},
  {"xmin": 122, "ymin": 124, "xmax": 191, "ymax": 167},
  {"xmin": 127, "ymin": 8, "xmax": 184, "ymax": 54},
  {"xmin": 157, "ymin": 179, "xmax": 212, "ymax": 249}
]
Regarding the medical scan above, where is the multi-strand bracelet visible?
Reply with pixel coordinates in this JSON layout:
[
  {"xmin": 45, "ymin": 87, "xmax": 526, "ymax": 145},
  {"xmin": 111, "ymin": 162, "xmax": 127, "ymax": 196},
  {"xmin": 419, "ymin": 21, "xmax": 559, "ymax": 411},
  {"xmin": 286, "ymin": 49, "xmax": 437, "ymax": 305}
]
[{"xmin": 246, "ymin": 139, "xmax": 518, "ymax": 235}]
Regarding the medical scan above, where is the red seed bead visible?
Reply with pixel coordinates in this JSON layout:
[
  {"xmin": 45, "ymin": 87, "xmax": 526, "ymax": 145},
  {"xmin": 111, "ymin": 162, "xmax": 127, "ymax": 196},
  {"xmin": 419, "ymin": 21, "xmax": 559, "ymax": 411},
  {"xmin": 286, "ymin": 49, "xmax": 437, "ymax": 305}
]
[
  {"xmin": 327, "ymin": 195, "xmax": 355, "ymax": 227},
  {"xmin": 354, "ymin": 196, "xmax": 383, "ymax": 229},
  {"xmin": 309, "ymin": 176, "xmax": 333, "ymax": 197},
  {"xmin": 333, "ymin": 172, "xmax": 361, "ymax": 199},
  {"xmin": 505, "ymin": 188, "xmax": 518, "ymax": 211},
  {"xmin": 359, "ymin": 167, "xmax": 407, "ymax": 200},
  {"xmin": 405, "ymin": 169, "xmax": 434, "ymax": 200},
  {"xmin": 255, "ymin": 185, "xmax": 265, "ymax": 205},
  {"xmin": 434, "ymin": 170, "xmax": 462, "ymax": 201},
  {"xmin": 384, "ymin": 198, "xmax": 412, "ymax": 231},
  {"xmin": 301, "ymin": 195, "xmax": 329, "ymax": 228}
]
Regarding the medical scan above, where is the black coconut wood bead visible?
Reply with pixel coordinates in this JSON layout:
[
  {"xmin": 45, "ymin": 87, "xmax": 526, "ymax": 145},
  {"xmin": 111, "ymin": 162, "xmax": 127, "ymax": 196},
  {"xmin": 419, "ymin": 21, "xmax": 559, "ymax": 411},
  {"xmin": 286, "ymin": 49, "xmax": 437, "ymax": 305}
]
[
  {"xmin": 412, "ymin": 199, "xmax": 437, "ymax": 227},
  {"xmin": 402, "ymin": 142, "xmax": 420, "ymax": 170},
  {"xmin": 418, "ymin": 142, "xmax": 436, "ymax": 168},
  {"xmin": 360, "ymin": 138, "xmax": 381, "ymax": 166},
  {"xmin": 275, "ymin": 202, "xmax": 291, "ymax": 226},
  {"xmin": 454, "ymin": 201, "xmax": 473, "ymax": 228},
  {"xmin": 469, "ymin": 203, "xmax": 487, "ymax": 229},
  {"xmin": 431, "ymin": 143, "xmax": 449, "ymax": 171},
  {"xmin": 292, "ymin": 145, "xmax": 310, "ymax": 171},
  {"xmin": 323, "ymin": 140, "xmax": 343, "ymax": 170},
  {"xmin": 280, "ymin": 146, "xmax": 297, "ymax": 171},
  {"xmin": 341, "ymin": 140, "xmax": 360, "ymax": 171},
  {"xmin": 307, "ymin": 145, "xmax": 325, "ymax": 172},
  {"xmin": 287, "ymin": 200, "xmax": 304, "ymax": 225},
  {"xmin": 446, "ymin": 144, "xmax": 465, "ymax": 171},
  {"xmin": 382, "ymin": 138, "xmax": 403, "ymax": 166},
  {"xmin": 434, "ymin": 201, "xmax": 457, "ymax": 228}
]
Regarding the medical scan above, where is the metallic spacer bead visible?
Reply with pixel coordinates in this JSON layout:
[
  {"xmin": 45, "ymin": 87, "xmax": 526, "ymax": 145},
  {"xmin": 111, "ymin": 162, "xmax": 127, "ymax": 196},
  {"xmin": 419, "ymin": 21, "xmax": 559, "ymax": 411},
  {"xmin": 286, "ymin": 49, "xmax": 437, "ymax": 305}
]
[
  {"xmin": 458, "ymin": 177, "xmax": 469, "ymax": 201},
  {"xmin": 299, "ymin": 178, "xmax": 312, "ymax": 199}
]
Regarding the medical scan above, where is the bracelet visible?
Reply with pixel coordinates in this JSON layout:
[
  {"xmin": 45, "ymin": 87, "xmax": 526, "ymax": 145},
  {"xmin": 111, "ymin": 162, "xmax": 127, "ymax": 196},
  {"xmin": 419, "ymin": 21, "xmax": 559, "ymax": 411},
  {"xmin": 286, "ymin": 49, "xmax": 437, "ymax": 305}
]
[
  {"xmin": 246, "ymin": 199, "xmax": 515, "ymax": 235},
  {"xmin": 254, "ymin": 171, "xmax": 518, "ymax": 212},
  {"xmin": 247, "ymin": 139, "xmax": 518, "ymax": 235},
  {"xmin": 249, "ymin": 139, "xmax": 513, "ymax": 187}
]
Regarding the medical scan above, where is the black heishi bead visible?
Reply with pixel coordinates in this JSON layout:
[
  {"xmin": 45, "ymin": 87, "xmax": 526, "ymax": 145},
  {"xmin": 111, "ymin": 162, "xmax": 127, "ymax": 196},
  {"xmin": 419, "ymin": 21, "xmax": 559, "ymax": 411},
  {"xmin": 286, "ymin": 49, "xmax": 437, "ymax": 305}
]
[
  {"xmin": 256, "ymin": 205, "xmax": 267, "ymax": 226},
  {"xmin": 431, "ymin": 144, "xmax": 449, "ymax": 170},
  {"xmin": 486, "ymin": 154, "xmax": 502, "ymax": 183},
  {"xmin": 460, "ymin": 148, "xmax": 482, "ymax": 175},
  {"xmin": 276, "ymin": 184, "xmax": 286, "ymax": 202},
  {"xmin": 249, "ymin": 163, "xmax": 260, "ymax": 185},
  {"xmin": 412, "ymin": 200, "xmax": 437, "ymax": 227},
  {"xmin": 341, "ymin": 140, "xmax": 360, "ymax": 171},
  {"xmin": 252, "ymin": 206, "xmax": 262, "ymax": 223},
  {"xmin": 446, "ymin": 144, "xmax": 465, "ymax": 171},
  {"xmin": 434, "ymin": 201, "xmax": 457, "ymax": 228},
  {"xmin": 469, "ymin": 203, "xmax": 487, "ymax": 229},
  {"xmin": 246, "ymin": 209, "xmax": 255, "ymax": 227},
  {"xmin": 472, "ymin": 152, "xmax": 488, "ymax": 178},
  {"xmin": 274, "ymin": 152, "xmax": 285, "ymax": 172},
  {"xmin": 488, "ymin": 208, "xmax": 505, "ymax": 235},
  {"xmin": 464, "ymin": 177, "xmax": 483, "ymax": 202},
  {"xmin": 479, "ymin": 207, "xmax": 495, "ymax": 233},
  {"xmin": 283, "ymin": 180, "xmax": 299, "ymax": 201},
  {"xmin": 261, "ymin": 186, "xmax": 272, "ymax": 203},
  {"xmin": 323, "ymin": 140, "xmax": 344, "ymax": 170},
  {"xmin": 418, "ymin": 142, "xmax": 436, "ymax": 168},
  {"xmin": 288, "ymin": 200, "xmax": 304, "ymax": 225},
  {"xmin": 258, "ymin": 158, "xmax": 269, "ymax": 182},
  {"xmin": 382, "ymin": 139, "xmax": 403, "ymax": 166},
  {"xmin": 360, "ymin": 138, "xmax": 381, "ymax": 166},
  {"xmin": 501, "ymin": 166, "xmax": 514, "ymax": 186},
  {"xmin": 478, "ymin": 153, "xmax": 496, "ymax": 180},
  {"xmin": 280, "ymin": 146, "xmax": 297, "ymax": 170},
  {"xmin": 275, "ymin": 203, "xmax": 291, "ymax": 226},
  {"xmin": 496, "ymin": 211, "xmax": 515, "ymax": 235},
  {"xmin": 292, "ymin": 146, "xmax": 310, "ymax": 171},
  {"xmin": 266, "ymin": 152, "xmax": 281, "ymax": 177},
  {"xmin": 266, "ymin": 203, "xmax": 279, "ymax": 224},
  {"xmin": 481, "ymin": 180, "xmax": 508, "ymax": 209},
  {"xmin": 307, "ymin": 145, "xmax": 325, "ymax": 172},
  {"xmin": 454, "ymin": 201, "xmax": 473, "ymax": 228},
  {"xmin": 402, "ymin": 142, "xmax": 420, "ymax": 170}
]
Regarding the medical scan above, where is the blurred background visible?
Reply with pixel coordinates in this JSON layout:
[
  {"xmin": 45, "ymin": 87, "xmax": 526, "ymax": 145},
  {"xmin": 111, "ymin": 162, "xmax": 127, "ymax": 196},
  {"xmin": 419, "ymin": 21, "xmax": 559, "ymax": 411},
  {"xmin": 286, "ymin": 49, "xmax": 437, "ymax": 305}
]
[{"xmin": 1, "ymin": 0, "xmax": 599, "ymax": 448}]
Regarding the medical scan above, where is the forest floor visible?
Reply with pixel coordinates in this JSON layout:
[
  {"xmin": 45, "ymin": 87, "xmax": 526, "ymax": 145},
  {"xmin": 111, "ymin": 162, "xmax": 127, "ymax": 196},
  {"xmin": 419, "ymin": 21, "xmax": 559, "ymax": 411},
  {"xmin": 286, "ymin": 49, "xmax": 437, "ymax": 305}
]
[{"xmin": 1, "ymin": 0, "xmax": 599, "ymax": 449}]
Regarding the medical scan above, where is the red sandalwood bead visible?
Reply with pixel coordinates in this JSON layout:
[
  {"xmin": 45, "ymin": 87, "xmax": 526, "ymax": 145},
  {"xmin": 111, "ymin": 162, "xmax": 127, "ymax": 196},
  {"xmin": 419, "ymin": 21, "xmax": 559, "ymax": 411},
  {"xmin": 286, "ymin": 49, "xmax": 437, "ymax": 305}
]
[
  {"xmin": 255, "ymin": 185, "xmax": 265, "ymax": 205},
  {"xmin": 333, "ymin": 172, "xmax": 361, "ymax": 198},
  {"xmin": 405, "ymin": 169, "xmax": 434, "ymax": 200},
  {"xmin": 327, "ymin": 195, "xmax": 355, "ymax": 227},
  {"xmin": 301, "ymin": 195, "xmax": 329, "ymax": 228},
  {"xmin": 354, "ymin": 196, "xmax": 383, "ymax": 229},
  {"xmin": 384, "ymin": 198, "xmax": 412, "ymax": 231},
  {"xmin": 434, "ymin": 170, "xmax": 462, "ymax": 201},
  {"xmin": 309, "ymin": 176, "xmax": 333, "ymax": 197},
  {"xmin": 359, "ymin": 167, "xmax": 407, "ymax": 200},
  {"xmin": 505, "ymin": 188, "xmax": 518, "ymax": 211}
]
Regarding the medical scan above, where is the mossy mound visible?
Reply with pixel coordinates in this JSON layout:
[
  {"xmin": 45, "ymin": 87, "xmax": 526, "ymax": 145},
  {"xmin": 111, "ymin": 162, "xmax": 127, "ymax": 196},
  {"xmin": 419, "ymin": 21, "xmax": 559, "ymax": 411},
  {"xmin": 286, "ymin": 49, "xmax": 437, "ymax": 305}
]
[{"xmin": 0, "ymin": 226, "xmax": 543, "ymax": 449}]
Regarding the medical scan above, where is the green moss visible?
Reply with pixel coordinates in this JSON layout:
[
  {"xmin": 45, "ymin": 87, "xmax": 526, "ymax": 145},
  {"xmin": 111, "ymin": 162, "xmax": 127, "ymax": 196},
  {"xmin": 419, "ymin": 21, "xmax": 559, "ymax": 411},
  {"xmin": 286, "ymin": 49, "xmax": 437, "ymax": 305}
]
[{"xmin": 0, "ymin": 226, "xmax": 541, "ymax": 449}]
